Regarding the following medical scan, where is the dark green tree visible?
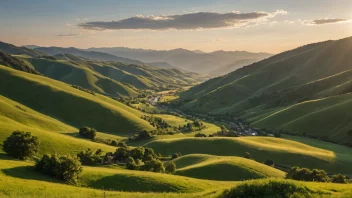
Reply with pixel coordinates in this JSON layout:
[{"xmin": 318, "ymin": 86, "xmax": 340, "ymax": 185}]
[
  {"xmin": 165, "ymin": 161, "xmax": 176, "ymax": 174},
  {"xmin": 3, "ymin": 131, "xmax": 40, "ymax": 160}
]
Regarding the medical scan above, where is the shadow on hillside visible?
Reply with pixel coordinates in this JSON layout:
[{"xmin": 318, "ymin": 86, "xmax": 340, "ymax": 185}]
[{"xmin": 2, "ymin": 166, "xmax": 61, "ymax": 183}]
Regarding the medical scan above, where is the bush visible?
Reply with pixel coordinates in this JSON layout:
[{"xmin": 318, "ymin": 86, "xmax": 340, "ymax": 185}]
[
  {"xmin": 244, "ymin": 152, "xmax": 252, "ymax": 159},
  {"xmin": 264, "ymin": 159, "xmax": 275, "ymax": 166},
  {"xmin": 165, "ymin": 161, "xmax": 176, "ymax": 174},
  {"xmin": 128, "ymin": 130, "xmax": 153, "ymax": 142},
  {"xmin": 111, "ymin": 140, "xmax": 118, "ymax": 146},
  {"xmin": 222, "ymin": 180, "xmax": 313, "ymax": 198},
  {"xmin": 126, "ymin": 157, "xmax": 138, "ymax": 170},
  {"xmin": 79, "ymin": 127, "xmax": 96, "ymax": 139},
  {"xmin": 36, "ymin": 154, "xmax": 82, "ymax": 185},
  {"xmin": 144, "ymin": 159, "xmax": 165, "ymax": 173},
  {"xmin": 117, "ymin": 142, "xmax": 128, "ymax": 148},
  {"xmin": 286, "ymin": 167, "xmax": 330, "ymax": 182},
  {"xmin": 171, "ymin": 153, "xmax": 180, "ymax": 159},
  {"xmin": 332, "ymin": 174, "xmax": 347, "ymax": 183},
  {"xmin": 3, "ymin": 131, "xmax": 40, "ymax": 160},
  {"xmin": 77, "ymin": 148, "xmax": 103, "ymax": 165},
  {"xmin": 194, "ymin": 133, "xmax": 207, "ymax": 137}
]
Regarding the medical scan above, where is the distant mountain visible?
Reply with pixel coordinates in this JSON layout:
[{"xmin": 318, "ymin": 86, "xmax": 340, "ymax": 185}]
[
  {"xmin": 87, "ymin": 47, "xmax": 272, "ymax": 75},
  {"xmin": 177, "ymin": 36, "xmax": 352, "ymax": 145},
  {"xmin": 146, "ymin": 62, "xmax": 179, "ymax": 69},
  {"xmin": 0, "ymin": 41, "xmax": 45, "ymax": 57},
  {"xmin": 33, "ymin": 46, "xmax": 144, "ymax": 65},
  {"xmin": 208, "ymin": 58, "xmax": 260, "ymax": 76},
  {"xmin": 23, "ymin": 45, "xmax": 42, "ymax": 49}
]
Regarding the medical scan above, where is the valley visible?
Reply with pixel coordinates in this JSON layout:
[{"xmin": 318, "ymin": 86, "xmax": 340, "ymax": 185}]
[{"xmin": 1, "ymin": 19, "xmax": 352, "ymax": 197}]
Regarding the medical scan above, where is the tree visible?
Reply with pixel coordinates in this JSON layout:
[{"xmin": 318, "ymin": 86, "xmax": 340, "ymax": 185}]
[
  {"xmin": 144, "ymin": 159, "xmax": 165, "ymax": 172},
  {"xmin": 126, "ymin": 157, "xmax": 138, "ymax": 170},
  {"xmin": 36, "ymin": 154, "xmax": 83, "ymax": 185},
  {"xmin": 3, "ymin": 131, "xmax": 40, "ymax": 160},
  {"xmin": 165, "ymin": 161, "xmax": 176, "ymax": 174},
  {"xmin": 114, "ymin": 147, "xmax": 129, "ymax": 162},
  {"xmin": 117, "ymin": 142, "xmax": 128, "ymax": 148},
  {"xmin": 130, "ymin": 147, "xmax": 145, "ymax": 160},
  {"xmin": 332, "ymin": 174, "xmax": 347, "ymax": 183},
  {"xmin": 264, "ymin": 159, "xmax": 275, "ymax": 166},
  {"xmin": 77, "ymin": 148, "xmax": 103, "ymax": 165},
  {"xmin": 171, "ymin": 153, "xmax": 180, "ymax": 159},
  {"xmin": 79, "ymin": 127, "xmax": 96, "ymax": 139}
]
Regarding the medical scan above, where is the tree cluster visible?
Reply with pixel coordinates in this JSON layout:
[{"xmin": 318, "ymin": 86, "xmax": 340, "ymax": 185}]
[
  {"xmin": 128, "ymin": 130, "xmax": 154, "ymax": 142},
  {"xmin": 178, "ymin": 120, "xmax": 206, "ymax": 132},
  {"xmin": 79, "ymin": 126, "xmax": 97, "ymax": 139},
  {"xmin": 77, "ymin": 148, "xmax": 103, "ymax": 165},
  {"xmin": 71, "ymin": 85, "xmax": 96, "ymax": 96},
  {"xmin": 35, "ymin": 154, "xmax": 83, "ymax": 185},
  {"xmin": 286, "ymin": 167, "xmax": 347, "ymax": 183},
  {"xmin": 141, "ymin": 115, "xmax": 171, "ymax": 129}
]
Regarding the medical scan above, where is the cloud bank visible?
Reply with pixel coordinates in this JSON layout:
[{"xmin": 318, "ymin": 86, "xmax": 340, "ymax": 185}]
[
  {"xmin": 302, "ymin": 18, "xmax": 351, "ymax": 25},
  {"xmin": 78, "ymin": 10, "xmax": 287, "ymax": 31},
  {"xmin": 55, "ymin": 33, "xmax": 80, "ymax": 37}
]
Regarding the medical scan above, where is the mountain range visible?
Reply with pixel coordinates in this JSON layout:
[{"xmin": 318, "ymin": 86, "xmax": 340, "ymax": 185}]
[{"xmin": 87, "ymin": 47, "xmax": 272, "ymax": 75}]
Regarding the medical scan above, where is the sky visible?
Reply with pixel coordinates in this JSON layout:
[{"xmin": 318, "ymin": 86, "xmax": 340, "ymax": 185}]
[{"xmin": 1, "ymin": 0, "xmax": 352, "ymax": 54}]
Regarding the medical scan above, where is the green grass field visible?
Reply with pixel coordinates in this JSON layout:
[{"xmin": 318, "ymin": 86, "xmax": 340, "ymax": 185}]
[
  {"xmin": 0, "ymin": 156, "xmax": 351, "ymax": 198},
  {"xmin": 174, "ymin": 154, "xmax": 285, "ymax": 181},
  {"xmin": 146, "ymin": 136, "xmax": 352, "ymax": 175}
]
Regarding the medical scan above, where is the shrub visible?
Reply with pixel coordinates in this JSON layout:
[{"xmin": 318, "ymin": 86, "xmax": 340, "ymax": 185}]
[
  {"xmin": 144, "ymin": 159, "xmax": 165, "ymax": 173},
  {"xmin": 171, "ymin": 153, "xmax": 180, "ymax": 159},
  {"xmin": 36, "ymin": 154, "xmax": 82, "ymax": 185},
  {"xmin": 244, "ymin": 152, "xmax": 252, "ymax": 159},
  {"xmin": 194, "ymin": 133, "xmax": 207, "ymax": 137},
  {"xmin": 165, "ymin": 161, "xmax": 176, "ymax": 174},
  {"xmin": 222, "ymin": 180, "xmax": 313, "ymax": 198},
  {"xmin": 3, "ymin": 131, "xmax": 40, "ymax": 160},
  {"xmin": 117, "ymin": 142, "xmax": 127, "ymax": 148},
  {"xmin": 111, "ymin": 140, "xmax": 118, "ymax": 146},
  {"xmin": 264, "ymin": 159, "xmax": 275, "ymax": 166},
  {"xmin": 128, "ymin": 130, "xmax": 153, "ymax": 142},
  {"xmin": 114, "ymin": 147, "xmax": 130, "ymax": 162},
  {"xmin": 332, "ymin": 174, "xmax": 347, "ymax": 183},
  {"xmin": 79, "ymin": 127, "xmax": 96, "ymax": 139},
  {"xmin": 286, "ymin": 167, "xmax": 330, "ymax": 182},
  {"xmin": 77, "ymin": 148, "xmax": 103, "ymax": 165},
  {"xmin": 126, "ymin": 157, "xmax": 138, "ymax": 170}
]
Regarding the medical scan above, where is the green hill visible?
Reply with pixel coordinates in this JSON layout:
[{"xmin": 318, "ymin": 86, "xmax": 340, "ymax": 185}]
[
  {"xmin": 0, "ymin": 51, "xmax": 40, "ymax": 74},
  {"xmin": 173, "ymin": 154, "xmax": 285, "ymax": 181},
  {"xmin": 178, "ymin": 36, "xmax": 352, "ymax": 144},
  {"xmin": 0, "ymin": 41, "xmax": 45, "ymax": 57},
  {"xmin": 146, "ymin": 136, "xmax": 352, "ymax": 175},
  {"xmin": 0, "ymin": 65, "xmax": 153, "ymax": 134}
]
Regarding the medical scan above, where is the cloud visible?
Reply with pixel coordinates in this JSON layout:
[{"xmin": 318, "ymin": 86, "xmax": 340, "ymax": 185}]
[
  {"xmin": 76, "ymin": 18, "xmax": 88, "ymax": 21},
  {"xmin": 302, "ymin": 18, "xmax": 351, "ymax": 25},
  {"xmin": 77, "ymin": 10, "xmax": 287, "ymax": 31},
  {"xmin": 55, "ymin": 33, "xmax": 81, "ymax": 37}
]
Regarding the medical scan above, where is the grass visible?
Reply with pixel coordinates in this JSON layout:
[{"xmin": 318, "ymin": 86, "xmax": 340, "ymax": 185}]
[
  {"xmin": 173, "ymin": 154, "xmax": 285, "ymax": 181},
  {"xmin": 0, "ymin": 65, "xmax": 153, "ymax": 134},
  {"xmin": 0, "ymin": 156, "xmax": 351, "ymax": 197},
  {"xmin": 145, "ymin": 136, "xmax": 352, "ymax": 175}
]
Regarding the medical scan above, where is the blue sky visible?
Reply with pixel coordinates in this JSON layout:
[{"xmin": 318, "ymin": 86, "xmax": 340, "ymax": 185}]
[{"xmin": 1, "ymin": 0, "xmax": 351, "ymax": 53}]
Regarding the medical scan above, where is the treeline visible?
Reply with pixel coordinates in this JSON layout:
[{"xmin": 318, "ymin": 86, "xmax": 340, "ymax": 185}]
[{"xmin": 71, "ymin": 85, "xmax": 96, "ymax": 96}]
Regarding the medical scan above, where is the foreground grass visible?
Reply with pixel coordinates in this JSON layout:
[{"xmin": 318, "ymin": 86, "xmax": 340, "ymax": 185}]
[{"xmin": 0, "ymin": 156, "xmax": 351, "ymax": 198}]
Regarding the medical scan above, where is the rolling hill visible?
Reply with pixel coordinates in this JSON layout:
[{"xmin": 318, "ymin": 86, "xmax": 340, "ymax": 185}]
[
  {"xmin": 33, "ymin": 46, "xmax": 143, "ymax": 65},
  {"xmin": 146, "ymin": 136, "xmax": 352, "ymax": 175},
  {"xmin": 178, "ymin": 36, "xmax": 352, "ymax": 144},
  {"xmin": 173, "ymin": 154, "xmax": 285, "ymax": 181},
  {"xmin": 0, "ymin": 41, "xmax": 45, "ymax": 57},
  {"xmin": 0, "ymin": 65, "xmax": 153, "ymax": 134}
]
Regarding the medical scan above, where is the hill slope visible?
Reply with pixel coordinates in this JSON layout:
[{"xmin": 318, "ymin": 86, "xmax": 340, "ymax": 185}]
[
  {"xmin": 178, "ymin": 36, "xmax": 352, "ymax": 144},
  {"xmin": 173, "ymin": 154, "xmax": 285, "ymax": 181},
  {"xmin": 0, "ymin": 65, "xmax": 153, "ymax": 134}
]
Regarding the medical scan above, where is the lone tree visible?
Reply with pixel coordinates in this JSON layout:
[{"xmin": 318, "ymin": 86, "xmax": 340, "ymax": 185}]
[
  {"xmin": 36, "ymin": 154, "xmax": 83, "ymax": 185},
  {"xmin": 264, "ymin": 159, "xmax": 275, "ymax": 166},
  {"xmin": 79, "ymin": 126, "xmax": 96, "ymax": 139},
  {"xmin": 165, "ymin": 161, "xmax": 176, "ymax": 174},
  {"xmin": 3, "ymin": 131, "xmax": 40, "ymax": 160}
]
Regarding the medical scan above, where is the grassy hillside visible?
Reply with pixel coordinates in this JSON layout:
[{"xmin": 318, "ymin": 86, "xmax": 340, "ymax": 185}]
[
  {"xmin": 0, "ymin": 51, "xmax": 40, "ymax": 74},
  {"xmin": 0, "ymin": 65, "xmax": 153, "ymax": 134},
  {"xmin": 146, "ymin": 136, "xmax": 352, "ymax": 175},
  {"xmin": 0, "ymin": 41, "xmax": 45, "ymax": 57},
  {"xmin": 177, "ymin": 36, "xmax": 352, "ymax": 143},
  {"xmin": 174, "ymin": 154, "xmax": 285, "ymax": 181}
]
